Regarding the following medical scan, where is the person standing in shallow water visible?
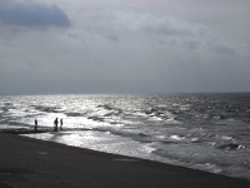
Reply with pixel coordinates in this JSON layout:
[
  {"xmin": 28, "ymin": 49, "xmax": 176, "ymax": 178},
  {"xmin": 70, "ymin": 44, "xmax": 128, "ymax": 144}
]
[
  {"xmin": 60, "ymin": 118, "xmax": 63, "ymax": 130},
  {"xmin": 54, "ymin": 118, "xmax": 59, "ymax": 132},
  {"xmin": 34, "ymin": 119, "xmax": 38, "ymax": 132}
]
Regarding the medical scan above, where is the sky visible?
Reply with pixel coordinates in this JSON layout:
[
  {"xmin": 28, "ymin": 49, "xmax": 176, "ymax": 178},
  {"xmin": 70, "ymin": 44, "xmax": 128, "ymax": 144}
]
[{"xmin": 0, "ymin": 0, "xmax": 250, "ymax": 95}]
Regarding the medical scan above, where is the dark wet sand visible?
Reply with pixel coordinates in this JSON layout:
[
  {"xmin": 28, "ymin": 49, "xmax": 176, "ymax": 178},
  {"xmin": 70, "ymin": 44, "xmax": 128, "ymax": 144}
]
[{"xmin": 0, "ymin": 133, "xmax": 250, "ymax": 188}]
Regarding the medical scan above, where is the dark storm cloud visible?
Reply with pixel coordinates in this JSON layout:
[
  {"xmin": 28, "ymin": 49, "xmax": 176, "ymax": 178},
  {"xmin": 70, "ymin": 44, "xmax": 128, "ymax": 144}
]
[{"xmin": 0, "ymin": 2, "xmax": 70, "ymax": 27}]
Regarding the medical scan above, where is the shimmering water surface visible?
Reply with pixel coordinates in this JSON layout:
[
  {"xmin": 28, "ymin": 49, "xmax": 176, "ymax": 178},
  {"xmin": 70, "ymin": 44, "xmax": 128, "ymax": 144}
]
[{"xmin": 1, "ymin": 94, "xmax": 250, "ymax": 179}]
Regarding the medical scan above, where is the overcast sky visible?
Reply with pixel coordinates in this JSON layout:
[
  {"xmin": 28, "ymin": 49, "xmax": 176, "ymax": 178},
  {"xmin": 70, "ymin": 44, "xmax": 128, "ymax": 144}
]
[{"xmin": 0, "ymin": 0, "xmax": 250, "ymax": 95}]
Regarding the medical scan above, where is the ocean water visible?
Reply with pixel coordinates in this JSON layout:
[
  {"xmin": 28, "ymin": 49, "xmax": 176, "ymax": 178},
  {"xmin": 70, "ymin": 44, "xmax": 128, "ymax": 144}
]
[{"xmin": 1, "ymin": 94, "xmax": 250, "ymax": 179}]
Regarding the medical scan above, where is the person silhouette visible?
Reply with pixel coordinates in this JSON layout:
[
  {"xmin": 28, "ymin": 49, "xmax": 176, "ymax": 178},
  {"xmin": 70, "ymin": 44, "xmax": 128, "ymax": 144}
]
[
  {"xmin": 54, "ymin": 118, "xmax": 59, "ymax": 132},
  {"xmin": 34, "ymin": 119, "xmax": 38, "ymax": 132},
  {"xmin": 60, "ymin": 118, "xmax": 63, "ymax": 130}
]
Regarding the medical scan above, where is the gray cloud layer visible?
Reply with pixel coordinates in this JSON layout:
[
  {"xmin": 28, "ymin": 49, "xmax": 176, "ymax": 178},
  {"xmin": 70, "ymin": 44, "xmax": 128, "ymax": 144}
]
[{"xmin": 0, "ymin": 0, "xmax": 249, "ymax": 94}]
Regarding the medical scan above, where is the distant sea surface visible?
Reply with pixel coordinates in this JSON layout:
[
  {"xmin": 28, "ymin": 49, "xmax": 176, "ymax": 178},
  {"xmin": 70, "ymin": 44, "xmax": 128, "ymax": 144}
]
[{"xmin": 1, "ymin": 94, "xmax": 250, "ymax": 179}]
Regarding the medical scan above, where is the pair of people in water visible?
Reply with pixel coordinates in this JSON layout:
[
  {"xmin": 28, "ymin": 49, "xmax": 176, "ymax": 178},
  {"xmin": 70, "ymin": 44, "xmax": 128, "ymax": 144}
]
[
  {"xmin": 54, "ymin": 118, "xmax": 63, "ymax": 132},
  {"xmin": 34, "ymin": 118, "xmax": 63, "ymax": 132}
]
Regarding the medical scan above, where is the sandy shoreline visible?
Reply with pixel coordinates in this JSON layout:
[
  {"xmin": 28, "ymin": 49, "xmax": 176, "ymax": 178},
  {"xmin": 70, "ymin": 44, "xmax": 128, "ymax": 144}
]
[{"xmin": 0, "ymin": 133, "xmax": 250, "ymax": 188}]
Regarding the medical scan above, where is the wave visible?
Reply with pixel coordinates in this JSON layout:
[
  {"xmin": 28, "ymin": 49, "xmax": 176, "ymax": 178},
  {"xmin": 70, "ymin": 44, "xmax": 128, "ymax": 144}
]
[
  {"xmin": 90, "ymin": 127, "xmax": 154, "ymax": 143},
  {"xmin": 65, "ymin": 112, "xmax": 86, "ymax": 117},
  {"xmin": 87, "ymin": 116, "xmax": 105, "ymax": 122},
  {"xmin": 1, "ymin": 103, "xmax": 16, "ymax": 113},
  {"xmin": 97, "ymin": 104, "xmax": 123, "ymax": 116},
  {"xmin": 3, "ymin": 121, "xmax": 32, "ymax": 128},
  {"xmin": 152, "ymin": 142, "xmax": 250, "ymax": 179},
  {"xmin": 32, "ymin": 105, "xmax": 62, "ymax": 113},
  {"xmin": 216, "ymin": 143, "xmax": 246, "ymax": 151}
]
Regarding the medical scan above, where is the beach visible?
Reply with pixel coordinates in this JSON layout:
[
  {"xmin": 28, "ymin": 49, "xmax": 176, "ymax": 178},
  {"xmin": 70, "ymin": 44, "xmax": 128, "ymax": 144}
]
[
  {"xmin": 0, "ymin": 133, "xmax": 250, "ymax": 188},
  {"xmin": 1, "ymin": 95, "xmax": 250, "ymax": 179}
]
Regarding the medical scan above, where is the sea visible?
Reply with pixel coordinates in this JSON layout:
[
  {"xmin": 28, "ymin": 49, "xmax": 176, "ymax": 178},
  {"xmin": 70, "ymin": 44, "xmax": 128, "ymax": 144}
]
[{"xmin": 0, "ymin": 94, "xmax": 250, "ymax": 180}]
